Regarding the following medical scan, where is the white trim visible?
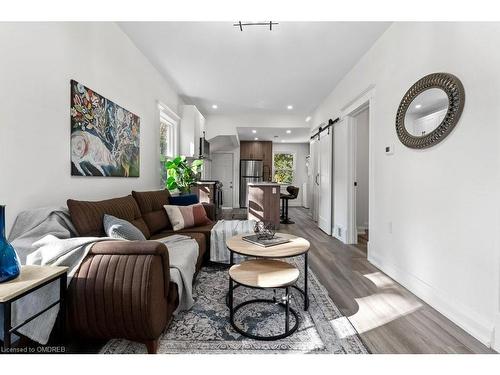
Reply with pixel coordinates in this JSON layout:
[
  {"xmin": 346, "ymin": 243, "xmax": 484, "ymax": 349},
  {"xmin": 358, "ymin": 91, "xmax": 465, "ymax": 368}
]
[
  {"xmin": 158, "ymin": 102, "xmax": 180, "ymax": 158},
  {"xmin": 340, "ymin": 85, "xmax": 375, "ymax": 245},
  {"xmin": 368, "ymin": 251, "xmax": 495, "ymax": 348},
  {"xmin": 157, "ymin": 101, "xmax": 180, "ymax": 120},
  {"xmin": 340, "ymin": 84, "xmax": 375, "ymax": 117}
]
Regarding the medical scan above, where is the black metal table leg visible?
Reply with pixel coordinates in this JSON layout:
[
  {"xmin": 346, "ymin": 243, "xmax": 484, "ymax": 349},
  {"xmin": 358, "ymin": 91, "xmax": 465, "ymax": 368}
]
[
  {"xmin": 304, "ymin": 252, "xmax": 309, "ymax": 310},
  {"xmin": 3, "ymin": 301, "xmax": 11, "ymax": 350},
  {"xmin": 58, "ymin": 273, "xmax": 67, "ymax": 344},
  {"xmin": 285, "ymin": 287, "xmax": 290, "ymax": 332}
]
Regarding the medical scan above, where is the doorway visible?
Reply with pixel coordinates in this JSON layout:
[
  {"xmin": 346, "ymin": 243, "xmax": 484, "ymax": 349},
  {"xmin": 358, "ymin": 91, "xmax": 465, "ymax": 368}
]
[
  {"xmin": 211, "ymin": 153, "xmax": 234, "ymax": 209},
  {"xmin": 353, "ymin": 107, "xmax": 369, "ymax": 248}
]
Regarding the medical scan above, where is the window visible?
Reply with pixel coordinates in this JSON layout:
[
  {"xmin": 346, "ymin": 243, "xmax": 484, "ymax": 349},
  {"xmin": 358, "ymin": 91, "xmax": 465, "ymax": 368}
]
[
  {"xmin": 158, "ymin": 103, "xmax": 179, "ymax": 159},
  {"xmin": 273, "ymin": 152, "xmax": 295, "ymax": 184}
]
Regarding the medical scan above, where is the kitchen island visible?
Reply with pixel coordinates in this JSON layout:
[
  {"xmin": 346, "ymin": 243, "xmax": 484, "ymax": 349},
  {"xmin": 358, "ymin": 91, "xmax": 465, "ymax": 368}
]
[{"xmin": 247, "ymin": 182, "xmax": 281, "ymax": 228}]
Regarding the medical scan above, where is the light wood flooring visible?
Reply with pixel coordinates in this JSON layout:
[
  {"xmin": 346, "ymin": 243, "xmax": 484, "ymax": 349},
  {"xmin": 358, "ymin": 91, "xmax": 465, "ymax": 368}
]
[{"xmin": 223, "ymin": 207, "xmax": 494, "ymax": 354}]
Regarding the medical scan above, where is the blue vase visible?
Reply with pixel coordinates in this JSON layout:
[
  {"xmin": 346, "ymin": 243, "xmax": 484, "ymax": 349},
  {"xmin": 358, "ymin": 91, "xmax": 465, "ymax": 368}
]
[{"xmin": 0, "ymin": 205, "xmax": 21, "ymax": 283}]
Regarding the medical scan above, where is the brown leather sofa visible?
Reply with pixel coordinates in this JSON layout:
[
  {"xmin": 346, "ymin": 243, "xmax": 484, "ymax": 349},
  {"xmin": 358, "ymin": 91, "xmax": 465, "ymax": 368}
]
[{"xmin": 66, "ymin": 190, "xmax": 215, "ymax": 353}]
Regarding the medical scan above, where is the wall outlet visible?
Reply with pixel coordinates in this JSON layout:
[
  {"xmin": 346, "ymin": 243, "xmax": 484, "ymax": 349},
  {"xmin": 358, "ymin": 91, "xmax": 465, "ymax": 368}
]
[
  {"xmin": 272, "ymin": 187, "xmax": 276, "ymax": 194},
  {"xmin": 388, "ymin": 221, "xmax": 393, "ymax": 234}
]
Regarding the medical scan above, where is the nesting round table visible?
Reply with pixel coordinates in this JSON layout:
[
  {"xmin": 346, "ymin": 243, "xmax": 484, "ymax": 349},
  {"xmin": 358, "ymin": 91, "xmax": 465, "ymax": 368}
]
[{"xmin": 225, "ymin": 233, "xmax": 310, "ymax": 340}]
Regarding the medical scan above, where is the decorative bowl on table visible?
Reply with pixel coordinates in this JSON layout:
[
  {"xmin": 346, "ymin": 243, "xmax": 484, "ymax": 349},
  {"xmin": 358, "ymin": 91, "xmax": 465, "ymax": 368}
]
[{"xmin": 253, "ymin": 221, "xmax": 276, "ymax": 240}]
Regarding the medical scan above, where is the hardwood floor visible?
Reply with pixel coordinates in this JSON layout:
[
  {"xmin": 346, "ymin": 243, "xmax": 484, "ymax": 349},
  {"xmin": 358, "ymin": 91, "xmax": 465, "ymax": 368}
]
[
  {"xmin": 66, "ymin": 206, "xmax": 494, "ymax": 354},
  {"xmin": 276, "ymin": 207, "xmax": 494, "ymax": 354}
]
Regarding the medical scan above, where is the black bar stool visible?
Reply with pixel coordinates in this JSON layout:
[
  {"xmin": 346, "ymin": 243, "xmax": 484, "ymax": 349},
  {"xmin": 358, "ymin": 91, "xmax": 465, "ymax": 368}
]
[{"xmin": 280, "ymin": 186, "xmax": 300, "ymax": 224}]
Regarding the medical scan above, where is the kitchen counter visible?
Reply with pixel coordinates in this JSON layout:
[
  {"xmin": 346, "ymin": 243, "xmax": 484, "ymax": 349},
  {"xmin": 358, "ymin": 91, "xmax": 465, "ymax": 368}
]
[{"xmin": 247, "ymin": 182, "xmax": 280, "ymax": 187}]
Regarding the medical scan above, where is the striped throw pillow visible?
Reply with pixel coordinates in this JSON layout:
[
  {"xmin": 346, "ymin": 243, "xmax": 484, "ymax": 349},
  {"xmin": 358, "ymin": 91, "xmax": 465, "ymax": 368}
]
[{"xmin": 163, "ymin": 203, "xmax": 212, "ymax": 231}]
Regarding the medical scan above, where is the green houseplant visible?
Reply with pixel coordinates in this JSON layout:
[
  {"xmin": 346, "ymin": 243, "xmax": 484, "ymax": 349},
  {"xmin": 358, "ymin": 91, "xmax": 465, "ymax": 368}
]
[{"xmin": 164, "ymin": 156, "xmax": 204, "ymax": 194}]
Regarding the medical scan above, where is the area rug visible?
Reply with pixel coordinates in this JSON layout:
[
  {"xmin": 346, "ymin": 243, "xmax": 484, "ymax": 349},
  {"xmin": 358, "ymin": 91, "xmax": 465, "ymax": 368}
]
[{"xmin": 100, "ymin": 257, "xmax": 369, "ymax": 354}]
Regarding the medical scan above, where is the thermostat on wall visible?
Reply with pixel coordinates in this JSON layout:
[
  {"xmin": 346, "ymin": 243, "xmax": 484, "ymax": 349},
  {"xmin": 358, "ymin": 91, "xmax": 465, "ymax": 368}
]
[{"xmin": 385, "ymin": 145, "xmax": 394, "ymax": 155}]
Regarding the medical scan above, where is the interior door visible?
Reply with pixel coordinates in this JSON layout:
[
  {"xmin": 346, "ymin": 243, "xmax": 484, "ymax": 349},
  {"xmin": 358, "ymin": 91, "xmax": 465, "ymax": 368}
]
[
  {"xmin": 211, "ymin": 153, "xmax": 234, "ymax": 208},
  {"xmin": 318, "ymin": 129, "xmax": 333, "ymax": 235},
  {"xmin": 310, "ymin": 139, "xmax": 320, "ymax": 222}
]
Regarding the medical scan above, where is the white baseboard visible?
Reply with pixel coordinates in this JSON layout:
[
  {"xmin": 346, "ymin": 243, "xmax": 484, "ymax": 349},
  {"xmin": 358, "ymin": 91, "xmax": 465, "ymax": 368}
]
[{"xmin": 368, "ymin": 250, "xmax": 495, "ymax": 349}]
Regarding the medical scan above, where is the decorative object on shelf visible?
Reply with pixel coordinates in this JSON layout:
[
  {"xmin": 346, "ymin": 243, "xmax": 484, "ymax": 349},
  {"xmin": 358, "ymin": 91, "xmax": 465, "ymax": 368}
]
[
  {"xmin": 165, "ymin": 156, "xmax": 204, "ymax": 194},
  {"xmin": 253, "ymin": 221, "xmax": 276, "ymax": 240},
  {"xmin": 0, "ymin": 205, "xmax": 21, "ymax": 283},
  {"xmin": 70, "ymin": 80, "xmax": 140, "ymax": 177},
  {"xmin": 395, "ymin": 73, "xmax": 465, "ymax": 149}
]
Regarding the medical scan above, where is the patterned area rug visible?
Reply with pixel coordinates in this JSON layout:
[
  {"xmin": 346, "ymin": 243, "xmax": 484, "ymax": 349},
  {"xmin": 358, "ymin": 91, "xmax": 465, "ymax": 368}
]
[{"xmin": 100, "ymin": 257, "xmax": 368, "ymax": 354}]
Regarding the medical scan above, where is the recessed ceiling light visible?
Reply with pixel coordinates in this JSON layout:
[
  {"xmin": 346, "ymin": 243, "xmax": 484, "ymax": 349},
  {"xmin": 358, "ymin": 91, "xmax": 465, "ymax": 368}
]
[
  {"xmin": 286, "ymin": 129, "xmax": 292, "ymax": 134},
  {"xmin": 252, "ymin": 129, "xmax": 257, "ymax": 134},
  {"xmin": 212, "ymin": 104, "xmax": 218, "ymax": 109},
  {"xmin": 305, "ymin": 116, "xmax": 312, "ymax": 122},
  {"xmin": 415, "ymin": 104, "xmax": 422, "ymax": 109},
  {"xmin": 287, "ymin": 105, "xmax": 293, "ymax": 110},
  {"xmin": 254, "ymin": 137, "xmax": 259, "ymax": 141}
]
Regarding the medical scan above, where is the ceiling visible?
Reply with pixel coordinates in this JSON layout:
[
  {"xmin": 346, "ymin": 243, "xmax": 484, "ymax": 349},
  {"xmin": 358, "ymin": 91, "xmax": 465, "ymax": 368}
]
[
  {"xmin": 237, "ymin": 127, "xmax": 310, "ymax": 143},
  {"xmin": 118, "ymin": 22, "xmax": 391, "ymax": 117}
]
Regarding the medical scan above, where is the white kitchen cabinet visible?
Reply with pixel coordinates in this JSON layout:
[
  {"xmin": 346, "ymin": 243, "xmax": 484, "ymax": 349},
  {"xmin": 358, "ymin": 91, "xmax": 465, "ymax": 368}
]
[{"xmin": 180, "ymin": 105, "xmax": 205, "ymax": 157}]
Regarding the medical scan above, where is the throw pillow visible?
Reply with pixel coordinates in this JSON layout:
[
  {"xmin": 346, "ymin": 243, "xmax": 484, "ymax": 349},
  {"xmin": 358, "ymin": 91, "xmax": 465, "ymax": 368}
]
[
  {"xmin": 163, "ymin": 203, "xmax": 212, "ymax": 231},
  {"xmin": 103, "ymin": 214, "xmax": 147, "ymax": 240}
]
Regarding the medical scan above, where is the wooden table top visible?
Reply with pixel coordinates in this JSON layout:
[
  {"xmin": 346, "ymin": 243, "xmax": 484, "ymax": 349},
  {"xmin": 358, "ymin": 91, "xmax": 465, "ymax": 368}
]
[
  {"xmin": 0, "ymin": 265, "xmax": 67, "ymax": 303},
  {"xmin": 226, "ymin": 233, "xmax": 310, "ymax": 258},
  {"xmin": 229, "ymin": 259, "xmax": 299, "ymax": 288}
]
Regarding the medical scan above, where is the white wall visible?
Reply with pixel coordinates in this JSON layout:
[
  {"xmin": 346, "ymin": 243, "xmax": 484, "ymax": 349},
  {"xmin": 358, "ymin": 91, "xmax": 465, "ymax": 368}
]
[
  {"xmin": 355, "ymin": 108, "xmax": 369, "ymax": 230},
  {"xmin": 0, "ymin": 22, "xmax": 182, "ymax": 233},
  {"xmin": 312, "ymin": 22, "xmax": 500, "ymax": 349},
  {"xmin": 272, "ymin": 143, "xmax": 310, "ymax": 207}
]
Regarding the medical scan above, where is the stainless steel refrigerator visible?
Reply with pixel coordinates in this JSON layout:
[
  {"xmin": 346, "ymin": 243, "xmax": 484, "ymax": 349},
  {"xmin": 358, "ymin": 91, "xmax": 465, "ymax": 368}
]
[{"xmin": 239, "ymin": 159, "xmax": 263, "ymax": 207}]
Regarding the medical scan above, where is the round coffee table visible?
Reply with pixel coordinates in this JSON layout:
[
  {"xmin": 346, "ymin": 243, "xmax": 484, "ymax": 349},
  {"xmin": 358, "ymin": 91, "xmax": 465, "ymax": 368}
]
[
  {"xmin": 228, "ymin": 259, "xmax": 300, "ymax": 340},
  {"xmin": 226, "ymin": 233, "xmax": 310, "ymax": 310}
]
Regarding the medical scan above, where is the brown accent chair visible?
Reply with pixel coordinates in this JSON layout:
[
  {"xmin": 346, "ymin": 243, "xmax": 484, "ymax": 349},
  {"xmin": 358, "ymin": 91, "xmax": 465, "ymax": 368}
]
[{"xmin": 66, "ymin": 191, "xmax": 215, "ymax": 353}]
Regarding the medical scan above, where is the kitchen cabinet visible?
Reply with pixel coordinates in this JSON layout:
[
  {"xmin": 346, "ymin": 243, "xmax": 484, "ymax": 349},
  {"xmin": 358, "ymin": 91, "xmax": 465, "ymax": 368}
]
[
  {"xmin": 180, "ymin": 105, "xmax": 205, "ymax": 157},
  {"xmin": 240, "ymin": 141, "xmax": 273, "ymax": 181}
]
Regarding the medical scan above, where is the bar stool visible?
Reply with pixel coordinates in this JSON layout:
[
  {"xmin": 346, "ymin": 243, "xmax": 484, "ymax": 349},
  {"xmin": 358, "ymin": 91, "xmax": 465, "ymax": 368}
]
[{"xmin": 280, "ymin": 186, "xmax": 300, "ymax": 224}]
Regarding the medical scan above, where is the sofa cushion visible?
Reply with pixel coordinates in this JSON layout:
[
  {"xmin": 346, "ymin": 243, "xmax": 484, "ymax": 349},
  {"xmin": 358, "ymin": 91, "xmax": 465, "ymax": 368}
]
[
  {"xmin": 151, "ymin": 222, "xmax": 215, "ymax": 253},
  {"xmin": 164, "ymin": 203, "xmax": 212, "ymax": 231},
  {"xmin": 103, "ymin": 214, "xmax": 147, "ymax": 241},
  {"xmin": 151, "ymin": 232, "xmax": 207, "ymax": 271},
  {"xmin": 132, "ymin": 190, "xmax": 172, "ymax": 235},
  {"xmin": 67, "ymin": 195, "xmax": 150, "ymax": 238}
]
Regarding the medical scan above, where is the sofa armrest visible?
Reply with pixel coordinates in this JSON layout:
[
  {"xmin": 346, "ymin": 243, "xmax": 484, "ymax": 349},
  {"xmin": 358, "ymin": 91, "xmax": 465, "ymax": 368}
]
[
  {"xmin": 68, "ymin": 239, "xmax": 175, "ymax": 342},
  {"xmin": 201, "ymin": 202, "xmax": 216, "ymax": 221},
  {"xmin": 90, "ymin": 240, "xmax": 167, "ymax": 256},
  {"xmin": 89, "ymin": 240, "xmax": 170, "ymax": 297}
]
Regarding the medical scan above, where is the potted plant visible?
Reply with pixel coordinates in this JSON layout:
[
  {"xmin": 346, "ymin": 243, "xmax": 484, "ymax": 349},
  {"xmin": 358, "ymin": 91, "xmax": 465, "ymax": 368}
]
[{"xmin": 165, "ymin": 156, "xmax": 204, "ymax": 194}]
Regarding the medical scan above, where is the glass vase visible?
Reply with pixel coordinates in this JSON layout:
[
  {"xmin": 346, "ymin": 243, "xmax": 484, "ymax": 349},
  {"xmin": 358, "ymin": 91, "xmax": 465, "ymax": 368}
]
[{"xmin": 0, "ymin": 205, "xmax": 21, "ymax": 283}]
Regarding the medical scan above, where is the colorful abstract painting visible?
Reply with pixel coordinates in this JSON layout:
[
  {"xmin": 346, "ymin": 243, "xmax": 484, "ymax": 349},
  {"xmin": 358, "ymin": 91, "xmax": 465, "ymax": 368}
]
[{"xmin": 70, "ymin": 80, "xmax": 140, "ymax": 177}]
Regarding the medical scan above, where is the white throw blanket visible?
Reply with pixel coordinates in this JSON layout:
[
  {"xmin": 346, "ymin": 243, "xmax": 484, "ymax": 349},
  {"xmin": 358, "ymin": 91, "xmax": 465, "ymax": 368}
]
[
  {"xmin": 155, "ymin": 234, "xmax": 198, "ymax": 313},
  {"xmin": 210, "ymin": 219, "xmax": 256, "ymax": 263},
  {"xmin": 2, "ymin": 207, "xmax": 199, "ymax": 344}
]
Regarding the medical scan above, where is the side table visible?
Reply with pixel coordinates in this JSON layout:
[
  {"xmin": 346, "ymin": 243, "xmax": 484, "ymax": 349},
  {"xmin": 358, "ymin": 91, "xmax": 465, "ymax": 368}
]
[{"xmin": 0, "ymin": 265, "xmax": 68, "ymax": 350}]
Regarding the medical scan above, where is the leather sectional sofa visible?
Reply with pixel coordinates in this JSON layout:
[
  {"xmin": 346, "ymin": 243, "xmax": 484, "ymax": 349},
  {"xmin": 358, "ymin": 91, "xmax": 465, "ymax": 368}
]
[{"xmin": 65, "ymin": 189, "xmax": 215, "ymax": 353}]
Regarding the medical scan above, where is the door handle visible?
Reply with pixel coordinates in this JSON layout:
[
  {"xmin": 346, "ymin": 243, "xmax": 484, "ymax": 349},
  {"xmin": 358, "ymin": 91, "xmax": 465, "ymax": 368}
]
[{"xmin": 315, "ymin": 174, "xmax": 320, "ymax": 186}]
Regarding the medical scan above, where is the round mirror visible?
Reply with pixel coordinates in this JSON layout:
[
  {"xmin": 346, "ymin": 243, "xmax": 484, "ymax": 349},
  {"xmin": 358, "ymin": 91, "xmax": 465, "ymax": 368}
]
[
  {"xmin": 404, "ymin": 88, "xmax": 448, "ymax": 137},
  {"xmin": 395, "ymin": 73, "xmax": 465, "ymax": 149}
]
